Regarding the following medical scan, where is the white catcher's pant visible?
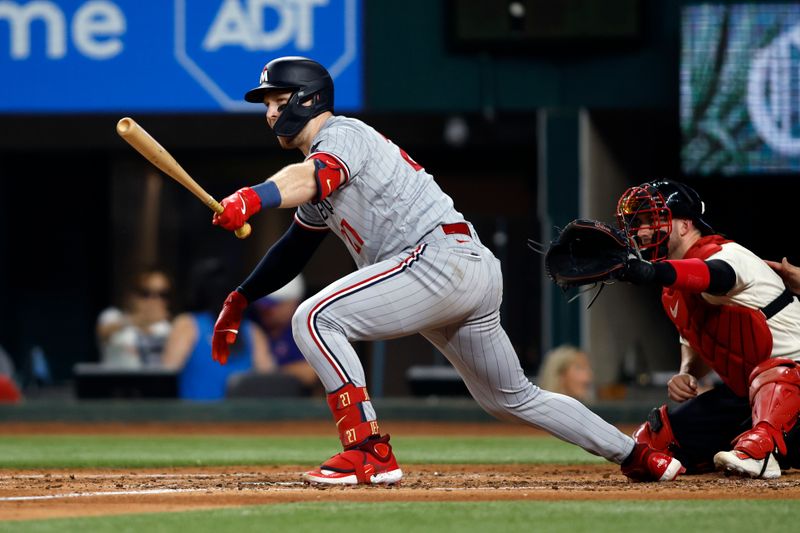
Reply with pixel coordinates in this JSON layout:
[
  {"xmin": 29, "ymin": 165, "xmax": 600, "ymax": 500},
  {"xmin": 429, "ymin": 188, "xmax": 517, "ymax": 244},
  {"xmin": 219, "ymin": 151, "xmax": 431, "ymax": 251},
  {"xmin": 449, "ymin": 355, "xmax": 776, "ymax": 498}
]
[{"xmin": 292, "ymin": 226, "xmax": 634, "ymax": 463}]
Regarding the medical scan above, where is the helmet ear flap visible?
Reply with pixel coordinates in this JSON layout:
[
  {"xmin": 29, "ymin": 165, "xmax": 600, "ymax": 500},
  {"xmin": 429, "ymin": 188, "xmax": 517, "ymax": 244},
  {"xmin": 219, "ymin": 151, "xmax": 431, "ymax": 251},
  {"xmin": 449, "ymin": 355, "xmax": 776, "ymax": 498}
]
[
  {"xmin": 271, "ymin": 77, "xmax": 334, "ymax": 137},
  {"xmin": 273, "ymin": 90, "xmax": 316, "ymax": 137}
]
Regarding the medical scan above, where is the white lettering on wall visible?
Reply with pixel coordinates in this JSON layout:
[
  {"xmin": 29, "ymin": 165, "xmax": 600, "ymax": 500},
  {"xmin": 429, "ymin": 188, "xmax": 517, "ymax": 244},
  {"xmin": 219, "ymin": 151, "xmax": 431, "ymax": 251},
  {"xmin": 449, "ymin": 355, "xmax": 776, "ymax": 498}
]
[
  {"xmin": 0, "ymin": 0, "xmax": 124, "ymax": 60},
  {"xmin": 72, "ymin": 1, "xmax": 125, "ymax": 59},
  {"xmin": 203, "ymin": 0, "xmax": 328, "ymax": 52},
  {"xmin": 0, "ymin": 0, "xmax": 66, "ymax": 59}
]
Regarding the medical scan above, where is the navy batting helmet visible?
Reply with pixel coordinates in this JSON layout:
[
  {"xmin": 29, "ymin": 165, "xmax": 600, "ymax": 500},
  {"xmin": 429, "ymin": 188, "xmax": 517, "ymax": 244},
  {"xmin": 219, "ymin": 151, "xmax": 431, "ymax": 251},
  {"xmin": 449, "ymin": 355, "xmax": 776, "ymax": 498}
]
[{"xmin": 244, "ymin": 56, "xmax": 334, "ymax": 137}]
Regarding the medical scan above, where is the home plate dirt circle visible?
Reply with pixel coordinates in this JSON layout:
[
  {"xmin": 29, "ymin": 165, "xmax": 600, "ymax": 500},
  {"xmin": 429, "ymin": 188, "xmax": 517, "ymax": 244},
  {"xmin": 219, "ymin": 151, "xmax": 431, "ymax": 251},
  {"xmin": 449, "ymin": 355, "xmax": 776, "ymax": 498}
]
[{"xmin": 2, "ymin": 422, "xmax": 800, "ymax": 521}]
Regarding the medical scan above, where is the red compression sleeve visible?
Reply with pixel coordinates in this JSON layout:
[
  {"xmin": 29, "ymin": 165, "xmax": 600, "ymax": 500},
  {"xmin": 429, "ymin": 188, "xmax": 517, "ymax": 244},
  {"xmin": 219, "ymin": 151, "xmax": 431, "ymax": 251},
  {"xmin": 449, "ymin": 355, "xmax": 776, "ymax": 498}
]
[{"xmin": 663, "ymin": 258, "xmax": 711, "ymax": 293}]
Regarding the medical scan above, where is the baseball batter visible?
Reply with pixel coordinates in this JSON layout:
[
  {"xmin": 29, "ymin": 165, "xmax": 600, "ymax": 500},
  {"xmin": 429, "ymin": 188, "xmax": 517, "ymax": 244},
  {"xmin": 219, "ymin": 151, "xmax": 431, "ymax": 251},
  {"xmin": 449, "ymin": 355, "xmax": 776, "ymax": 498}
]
[
  {"xmin": 616, "ymin": 180, "xmax": 800, "ymax": 479},
  {"xmin": 210, "ymin": 56, "xmax": 679, "ymax": 484}
]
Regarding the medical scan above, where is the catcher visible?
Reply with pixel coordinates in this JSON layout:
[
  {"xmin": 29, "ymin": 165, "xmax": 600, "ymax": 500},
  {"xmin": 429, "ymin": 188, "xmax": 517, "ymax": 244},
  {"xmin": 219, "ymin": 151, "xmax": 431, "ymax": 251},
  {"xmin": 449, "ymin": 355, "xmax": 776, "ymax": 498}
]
[{"xmin": 547, "ymin": 180, "xmax": 800, "ymax": 479}]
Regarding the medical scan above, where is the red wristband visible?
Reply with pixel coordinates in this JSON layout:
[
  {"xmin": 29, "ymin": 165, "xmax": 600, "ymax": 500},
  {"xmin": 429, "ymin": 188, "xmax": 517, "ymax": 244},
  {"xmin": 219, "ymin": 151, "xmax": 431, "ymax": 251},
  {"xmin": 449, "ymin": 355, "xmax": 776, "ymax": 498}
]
[{"xmin": 664, "ymin": 258, "xmax": 710, "ymax": 293}]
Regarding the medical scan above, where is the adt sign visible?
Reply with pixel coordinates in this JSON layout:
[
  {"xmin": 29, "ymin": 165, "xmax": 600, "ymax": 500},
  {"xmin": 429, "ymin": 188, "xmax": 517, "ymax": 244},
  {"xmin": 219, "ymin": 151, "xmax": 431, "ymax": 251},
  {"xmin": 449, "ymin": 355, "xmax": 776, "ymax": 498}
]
[
  {"xmin": 0, "ymin": 0, "xmax": 361, "ymax": 112},
  {"xmin": 177, "ymin": 0, "xmax": 360, "ymax": 111}
]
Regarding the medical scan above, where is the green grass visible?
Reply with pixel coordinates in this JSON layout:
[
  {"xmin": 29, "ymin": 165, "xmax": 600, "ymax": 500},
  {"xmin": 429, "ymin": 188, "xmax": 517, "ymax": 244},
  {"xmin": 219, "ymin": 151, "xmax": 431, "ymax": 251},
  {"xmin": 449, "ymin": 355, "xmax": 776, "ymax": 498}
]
[
  {"xmin": 1, "ymin": 436, "xmax": 795, "ymax": 532},
  {"xmin": 0, "ymin": 435, "xmax": 604, "ymax": 468},
  {"xmin": 4, "ymin": 501, "xmax": 799, "ymax": 533}
]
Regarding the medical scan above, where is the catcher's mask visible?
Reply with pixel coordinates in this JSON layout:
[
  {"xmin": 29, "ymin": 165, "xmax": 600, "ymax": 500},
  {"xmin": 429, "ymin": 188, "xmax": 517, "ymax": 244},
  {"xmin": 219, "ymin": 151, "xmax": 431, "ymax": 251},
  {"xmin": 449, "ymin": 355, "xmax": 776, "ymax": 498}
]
[
  {"xmin": 244, "ymin": 56, "xmax": 334, "ymax": 137},
  {"xmin": 615, "ymin": 180, "xmax": 714, "ymax": 262}
]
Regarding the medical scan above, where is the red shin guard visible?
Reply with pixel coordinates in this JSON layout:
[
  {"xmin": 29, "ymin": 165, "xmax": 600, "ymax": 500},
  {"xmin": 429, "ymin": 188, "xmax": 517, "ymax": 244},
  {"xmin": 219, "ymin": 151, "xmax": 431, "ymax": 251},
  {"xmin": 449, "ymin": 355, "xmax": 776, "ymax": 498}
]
[
  {"xmin": 633, "ymin": 405, "xmax": 681, "ymax": 453},
  {"xmin": 327, "ymin": 383, "xmax": 380, "ymax": 449},
  {"xmin": 734, "ymin": 358, "xmax": 800, "ymax": 459}
]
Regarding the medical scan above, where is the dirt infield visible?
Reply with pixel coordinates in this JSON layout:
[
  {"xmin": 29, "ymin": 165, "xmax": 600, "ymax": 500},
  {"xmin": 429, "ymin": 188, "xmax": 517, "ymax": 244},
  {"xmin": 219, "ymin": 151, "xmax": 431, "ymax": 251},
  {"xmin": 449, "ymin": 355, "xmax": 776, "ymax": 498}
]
[{"xmin": 2, "ymin": 422, "xmax": 800, "ymax": 521}]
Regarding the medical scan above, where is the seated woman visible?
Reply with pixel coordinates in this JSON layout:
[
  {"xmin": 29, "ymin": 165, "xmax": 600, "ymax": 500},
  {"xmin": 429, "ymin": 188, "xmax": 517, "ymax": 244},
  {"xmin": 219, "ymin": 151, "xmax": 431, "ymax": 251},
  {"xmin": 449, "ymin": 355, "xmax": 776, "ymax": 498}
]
[
  {"xmin": 161, "ymin": 259, "xmax": 274, "ymax": 400},
  {"xmin": 96, "ymin": 267, "xmax": 173, "ymax": 368}
]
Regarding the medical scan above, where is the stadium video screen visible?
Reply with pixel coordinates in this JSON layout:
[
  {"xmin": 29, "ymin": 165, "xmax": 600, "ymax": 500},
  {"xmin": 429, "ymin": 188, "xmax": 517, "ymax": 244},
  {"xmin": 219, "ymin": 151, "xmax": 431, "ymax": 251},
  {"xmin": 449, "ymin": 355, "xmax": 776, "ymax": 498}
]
[{"xmin": 681, "ymin": 4, "xmax": 800, "ymax": 175}]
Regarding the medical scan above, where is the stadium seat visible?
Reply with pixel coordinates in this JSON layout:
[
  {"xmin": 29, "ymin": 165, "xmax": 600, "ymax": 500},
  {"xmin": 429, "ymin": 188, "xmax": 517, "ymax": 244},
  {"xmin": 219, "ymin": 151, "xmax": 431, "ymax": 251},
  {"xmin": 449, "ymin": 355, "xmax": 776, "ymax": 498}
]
[{"xmin": 226, "ymin": 372, "xmax": 307, "ymax": 398}]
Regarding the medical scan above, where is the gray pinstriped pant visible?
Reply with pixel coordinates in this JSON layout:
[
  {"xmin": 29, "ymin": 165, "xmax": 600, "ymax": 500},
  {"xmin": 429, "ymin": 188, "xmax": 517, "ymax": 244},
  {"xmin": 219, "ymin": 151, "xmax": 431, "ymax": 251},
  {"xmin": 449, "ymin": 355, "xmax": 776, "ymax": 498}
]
[{"xmin": 292, "ymin": 227, "xmax": 634, "ymax": 463}]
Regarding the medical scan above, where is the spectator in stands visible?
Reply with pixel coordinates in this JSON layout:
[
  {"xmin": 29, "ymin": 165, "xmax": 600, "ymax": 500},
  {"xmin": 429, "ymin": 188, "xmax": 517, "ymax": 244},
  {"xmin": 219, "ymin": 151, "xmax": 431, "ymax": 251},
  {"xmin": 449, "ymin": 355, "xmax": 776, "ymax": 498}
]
[
  {"xmin": 0, "ymin": 344, "xmax": 21, "ymax": 403},
  {"xmin": 250, "ymin": 275, "xmax": 319, "ymax": 392},
  {"xmin": 537, "ymin": 344, "xmax": 595, "ymax": 403},
  {"xmin": 96, "ymin": 267, "xmax": 173, "ymax": 368},
  {"xmin": 161, "ymin": 259, "xmax": 274, "ymax": 400}
]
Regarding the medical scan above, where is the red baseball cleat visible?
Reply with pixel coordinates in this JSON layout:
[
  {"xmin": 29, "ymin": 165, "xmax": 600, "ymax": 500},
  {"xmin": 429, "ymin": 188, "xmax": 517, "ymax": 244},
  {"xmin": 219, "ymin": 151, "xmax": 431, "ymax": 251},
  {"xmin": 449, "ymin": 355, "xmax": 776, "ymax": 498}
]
[
  {"xmin": 303, "ymin": 434, "xmax": 403, "ymax": 485},
  {"xmin": 621, "ymin": 442, "xmax": 685, "ymax": 482}
]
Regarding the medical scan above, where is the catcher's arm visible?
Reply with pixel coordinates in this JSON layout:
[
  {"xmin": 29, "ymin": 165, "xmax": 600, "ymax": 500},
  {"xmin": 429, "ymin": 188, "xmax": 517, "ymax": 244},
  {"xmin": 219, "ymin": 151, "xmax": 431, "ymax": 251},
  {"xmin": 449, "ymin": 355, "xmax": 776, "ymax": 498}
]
[
  {"xmin": 623, "ymin": 258, "xmax": 735, "ymax": 294},
  {"xmin": 667, "ymin": 344, "xmax": 712, "ymax": 403}
]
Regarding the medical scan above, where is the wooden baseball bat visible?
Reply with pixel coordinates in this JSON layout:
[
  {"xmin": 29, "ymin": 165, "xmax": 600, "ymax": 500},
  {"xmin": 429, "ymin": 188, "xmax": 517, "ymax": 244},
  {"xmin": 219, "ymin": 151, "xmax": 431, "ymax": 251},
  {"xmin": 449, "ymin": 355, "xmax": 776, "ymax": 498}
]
[{"xmin": 115, "ymin": 117, "xmax": 251, "ymax": 239}]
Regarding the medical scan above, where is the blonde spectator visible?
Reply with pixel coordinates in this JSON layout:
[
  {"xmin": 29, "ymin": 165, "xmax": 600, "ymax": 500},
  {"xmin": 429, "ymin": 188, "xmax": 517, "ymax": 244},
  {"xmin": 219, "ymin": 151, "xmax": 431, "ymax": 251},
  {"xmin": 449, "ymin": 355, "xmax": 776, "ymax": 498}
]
[{"xmin": 537, "ymin": 345, "xmax": 595, "ymax": 402}]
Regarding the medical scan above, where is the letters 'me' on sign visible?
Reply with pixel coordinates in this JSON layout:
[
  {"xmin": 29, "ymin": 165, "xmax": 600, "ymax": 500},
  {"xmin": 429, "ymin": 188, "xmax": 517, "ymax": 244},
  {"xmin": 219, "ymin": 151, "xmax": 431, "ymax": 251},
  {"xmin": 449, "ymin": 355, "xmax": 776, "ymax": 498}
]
[
  {"xmin": 0, "ymin": 0, "xmax": 362, "ymax": 112},
  {"xmin": 681, "ymin": 4, "xmax": 800, "ymax": 175}
]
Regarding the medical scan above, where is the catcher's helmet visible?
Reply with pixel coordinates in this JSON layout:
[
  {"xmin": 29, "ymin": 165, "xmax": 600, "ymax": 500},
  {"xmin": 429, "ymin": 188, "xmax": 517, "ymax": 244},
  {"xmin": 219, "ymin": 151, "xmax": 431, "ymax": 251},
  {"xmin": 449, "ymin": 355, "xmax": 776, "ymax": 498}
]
[
  {"xmin": 616, "ymin": 180, "xmax": 714, "ymax": 261},
  {"xmin": 244, "ymin": 56, "xmax": 334, "ymax": 137}
]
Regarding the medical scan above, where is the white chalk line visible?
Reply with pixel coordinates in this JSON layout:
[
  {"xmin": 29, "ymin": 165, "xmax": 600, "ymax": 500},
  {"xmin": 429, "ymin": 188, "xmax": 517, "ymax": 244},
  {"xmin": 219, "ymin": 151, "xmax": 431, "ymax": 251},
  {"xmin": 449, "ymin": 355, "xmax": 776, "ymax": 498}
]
[
  {"xmin": 0, "ymin": 488, "xmax": 205, "ymax": 502},
  {"xmin": 432, "ymin": 486, "xmax": 554, "ymax": 491},
  {"xmin": 0, "ymin": 483, "xmax": 563, "ymax": 502},
  {"xmin": 239, "ymin": 482, "xmax": 306, "ymax": 486},
  {"xmin": 0, "ymin": 473, "xmax": 270, "ymax": 480}
]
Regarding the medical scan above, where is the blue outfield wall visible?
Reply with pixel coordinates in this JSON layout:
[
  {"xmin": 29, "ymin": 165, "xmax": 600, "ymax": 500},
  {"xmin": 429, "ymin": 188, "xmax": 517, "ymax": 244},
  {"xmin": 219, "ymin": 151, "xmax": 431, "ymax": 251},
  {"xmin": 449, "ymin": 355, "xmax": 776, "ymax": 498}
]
[{"xmin": 0, "ymin": 0, "xmax": 363, "ymax": 112}]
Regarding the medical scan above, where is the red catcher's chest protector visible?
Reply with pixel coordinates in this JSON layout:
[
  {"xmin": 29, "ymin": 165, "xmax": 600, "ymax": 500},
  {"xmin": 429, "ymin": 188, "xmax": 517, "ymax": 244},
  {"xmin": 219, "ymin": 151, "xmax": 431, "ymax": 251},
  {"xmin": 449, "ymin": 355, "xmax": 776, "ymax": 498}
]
[{"xmin": 661, "ymin": 236, "xmax": 773, "ymax": 397}]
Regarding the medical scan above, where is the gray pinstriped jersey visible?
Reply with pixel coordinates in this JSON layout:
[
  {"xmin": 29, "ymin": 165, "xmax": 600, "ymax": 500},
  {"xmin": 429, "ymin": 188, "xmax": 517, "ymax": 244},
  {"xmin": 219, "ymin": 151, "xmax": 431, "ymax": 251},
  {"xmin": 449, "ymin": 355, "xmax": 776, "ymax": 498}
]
[{"xmin": 294, "ymin": 116, "xmax": 465, "ymax": 268}]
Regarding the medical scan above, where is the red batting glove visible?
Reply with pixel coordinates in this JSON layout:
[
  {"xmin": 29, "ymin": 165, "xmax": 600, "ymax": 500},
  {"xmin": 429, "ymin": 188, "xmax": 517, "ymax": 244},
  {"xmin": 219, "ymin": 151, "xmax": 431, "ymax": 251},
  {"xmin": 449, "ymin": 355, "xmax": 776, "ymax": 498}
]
[
  {"xmin": 212, "ymin": 187, "xmax": 261, "ymax": 232},
  {"xmin": 212, "ymin": 290, "xmax": 248, "ymax": 365}
]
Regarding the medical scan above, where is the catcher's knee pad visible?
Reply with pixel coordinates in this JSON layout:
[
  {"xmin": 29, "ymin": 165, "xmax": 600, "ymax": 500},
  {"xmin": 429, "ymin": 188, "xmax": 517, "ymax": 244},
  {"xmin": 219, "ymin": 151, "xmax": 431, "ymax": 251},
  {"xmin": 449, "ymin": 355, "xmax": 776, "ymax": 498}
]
[
  {"xmin": 748, "ymin": 358, "xmax": 800, "ymax": 402},
  {"xmin": 736, "ymin": 358, "xmax": 800, "ymax": 458},
  {"xmin": 633, "ymin": 405, "xmax": 681, "ymax": 454}
]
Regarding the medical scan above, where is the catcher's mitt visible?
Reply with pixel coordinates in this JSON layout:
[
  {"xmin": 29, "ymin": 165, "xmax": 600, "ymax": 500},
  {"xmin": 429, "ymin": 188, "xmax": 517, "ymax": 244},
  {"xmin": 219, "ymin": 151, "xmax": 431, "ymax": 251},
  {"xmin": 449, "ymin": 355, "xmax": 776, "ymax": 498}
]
[{"xmin": 544, "ymin": 218, "xmax": 632, "ymax": 289}]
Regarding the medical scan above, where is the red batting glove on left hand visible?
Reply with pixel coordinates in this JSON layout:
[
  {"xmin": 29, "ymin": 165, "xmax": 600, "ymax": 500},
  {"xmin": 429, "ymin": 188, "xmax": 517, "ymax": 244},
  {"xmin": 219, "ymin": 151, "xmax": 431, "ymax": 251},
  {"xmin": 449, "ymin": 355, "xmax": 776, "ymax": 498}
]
[
  {"xmin": 212, "ymin": 187, "xmax": 261, "ymax": 232},
  {"xmin": 212, "ymin": 290, "xmax": 248, "ymax": 365}
]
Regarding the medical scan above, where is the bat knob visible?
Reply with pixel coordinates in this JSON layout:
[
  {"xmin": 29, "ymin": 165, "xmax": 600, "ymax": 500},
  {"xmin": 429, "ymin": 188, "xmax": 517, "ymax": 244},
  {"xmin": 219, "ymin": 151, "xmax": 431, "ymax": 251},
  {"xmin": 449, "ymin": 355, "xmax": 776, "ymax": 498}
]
[{"xmin": 235, "ymin": 223, "xmax": 252, "ymax": 239}]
